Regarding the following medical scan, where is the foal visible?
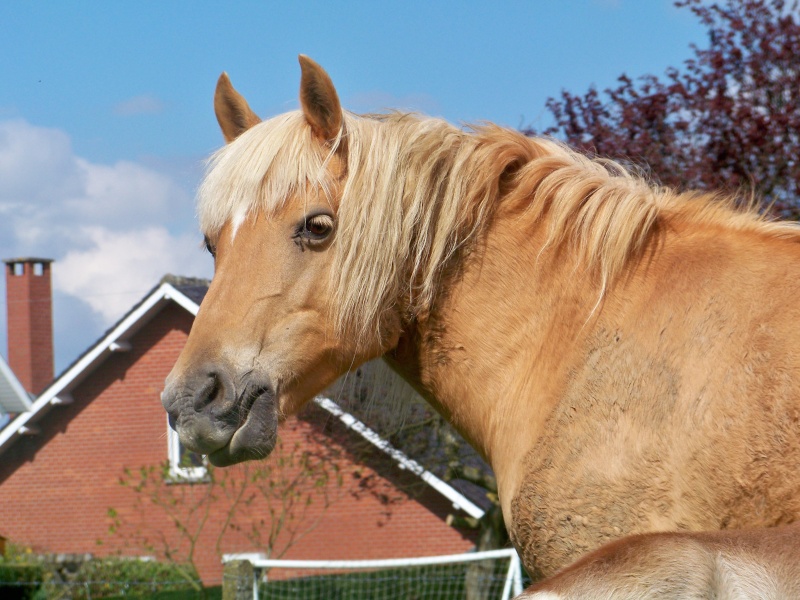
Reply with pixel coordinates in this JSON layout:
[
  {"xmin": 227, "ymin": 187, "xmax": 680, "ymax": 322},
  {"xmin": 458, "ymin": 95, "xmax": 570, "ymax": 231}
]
[{"xmin": 521, "ymin": 524, "xmax": 800, "ymax": 599}]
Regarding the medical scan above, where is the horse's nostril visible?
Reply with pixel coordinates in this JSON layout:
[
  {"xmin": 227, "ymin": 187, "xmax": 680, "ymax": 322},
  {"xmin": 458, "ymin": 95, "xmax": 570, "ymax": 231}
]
[
  {"xmin": 193, "ymin": 371, "xmax": 235, "ymax": 416},
  {"xmin": 168, "ymin": 413, "xmax": 178, "ymax": 431},
  {"xmin": 210, "ymin": 376, "xmax": 225, "ymax": 405}
]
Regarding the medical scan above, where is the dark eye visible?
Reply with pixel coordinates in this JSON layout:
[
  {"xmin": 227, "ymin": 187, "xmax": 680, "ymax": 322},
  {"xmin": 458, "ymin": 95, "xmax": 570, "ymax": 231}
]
[
  {"xmin": 204, "ymin": 236, "xmax": 216, "ymax": 258},
  {"xmin": 298, "ymin": 213, "xmax": 335, "ymax": 242}
]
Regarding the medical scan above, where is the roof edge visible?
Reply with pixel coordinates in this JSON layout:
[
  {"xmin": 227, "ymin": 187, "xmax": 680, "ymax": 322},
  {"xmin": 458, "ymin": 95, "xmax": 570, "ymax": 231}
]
[
  {"xmin": 313, "ymin": 396, "xmax": 485, "ymax": 520},
  {"xmin": 0, "ymin": 283, "xmax": 199, "ymax": 454}
]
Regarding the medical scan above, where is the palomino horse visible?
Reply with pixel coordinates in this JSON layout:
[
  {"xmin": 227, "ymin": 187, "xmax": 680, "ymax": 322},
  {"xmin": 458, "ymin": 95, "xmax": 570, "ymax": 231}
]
[
  {"xmin": 162, "ymin": 56, "xmax": 800, "ymax": 580},
  {"xmin": 522, "ymin": 523, "xmax": 800, "ymax": 599}
]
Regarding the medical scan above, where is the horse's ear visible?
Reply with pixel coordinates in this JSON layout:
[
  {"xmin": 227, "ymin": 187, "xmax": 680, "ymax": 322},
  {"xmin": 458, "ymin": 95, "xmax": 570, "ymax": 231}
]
[
  {"xmin": 298, "ymin": 55, "xmax": 343, "ymax": 143},
  {"xmin": 214, "ymin": 72, "xmax": 261, "ymax": 143}
]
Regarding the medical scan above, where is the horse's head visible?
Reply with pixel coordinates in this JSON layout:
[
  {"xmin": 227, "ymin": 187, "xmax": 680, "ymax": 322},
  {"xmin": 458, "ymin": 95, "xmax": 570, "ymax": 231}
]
[{"xmin": 162, "ymin": 57, "xmax": 403, "ymax": 466}]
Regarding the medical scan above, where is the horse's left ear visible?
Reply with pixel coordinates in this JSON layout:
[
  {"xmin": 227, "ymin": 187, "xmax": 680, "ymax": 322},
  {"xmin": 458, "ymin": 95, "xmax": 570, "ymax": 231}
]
[{"xmin": 298, "ymin": 55, "xmax": 343, "ymax": 143}]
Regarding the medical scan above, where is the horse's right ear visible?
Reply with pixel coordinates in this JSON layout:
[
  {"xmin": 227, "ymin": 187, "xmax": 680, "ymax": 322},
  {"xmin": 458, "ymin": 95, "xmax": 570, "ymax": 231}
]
[{"xmin": 214, "ymin": 72, "xmax": 261, "ymax": 143}]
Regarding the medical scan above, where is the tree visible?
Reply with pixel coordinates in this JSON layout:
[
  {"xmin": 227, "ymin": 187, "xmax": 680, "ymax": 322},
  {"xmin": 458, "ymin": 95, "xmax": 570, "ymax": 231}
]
[
  {"xmin": 107, "ymin": 423, "xmax": 344, "ymax": 595},
  {"xmin": 224, "ymin": 439, "xmax": 344, "ymax": 561},
  {"xmin": 537, "ymin": 0, "xmax": 800, "ymax": 217}
]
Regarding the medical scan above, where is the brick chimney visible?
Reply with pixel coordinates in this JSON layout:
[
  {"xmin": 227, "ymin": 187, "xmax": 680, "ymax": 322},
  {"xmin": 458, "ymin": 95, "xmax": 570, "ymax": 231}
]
[{"xmin": 4, "ymin": 258, "xmax": 54, "ymax": 395}]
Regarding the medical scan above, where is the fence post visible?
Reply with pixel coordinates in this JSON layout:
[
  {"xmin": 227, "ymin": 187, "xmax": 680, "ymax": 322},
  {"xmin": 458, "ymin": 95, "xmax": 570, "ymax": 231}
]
[{"xmin": 223, "ymin": 559, "xmax": 254, "ymax": 600}]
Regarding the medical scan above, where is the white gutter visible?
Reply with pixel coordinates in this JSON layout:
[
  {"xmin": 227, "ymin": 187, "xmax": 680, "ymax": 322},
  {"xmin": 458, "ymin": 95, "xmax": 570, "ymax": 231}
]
[
  {"xmin": 162, "ymin": 283, "xmax": 200, "ymax": 316},
  {"xmin": 314, "ymin": 396, "xmax": 485, "ymax": 520}
]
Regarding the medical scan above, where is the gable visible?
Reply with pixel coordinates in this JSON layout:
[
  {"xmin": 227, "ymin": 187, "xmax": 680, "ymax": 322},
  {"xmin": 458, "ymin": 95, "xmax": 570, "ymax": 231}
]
[{"xmin": 0, "ymin": 281, "xmax": 193, "ymax": 457}]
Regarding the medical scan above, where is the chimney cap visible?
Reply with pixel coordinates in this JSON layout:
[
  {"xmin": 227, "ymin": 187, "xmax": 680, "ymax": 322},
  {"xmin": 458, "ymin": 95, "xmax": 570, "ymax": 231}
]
[{"xmin": 3, "ymin": 257, "xmax": 55, "ymax": 265}]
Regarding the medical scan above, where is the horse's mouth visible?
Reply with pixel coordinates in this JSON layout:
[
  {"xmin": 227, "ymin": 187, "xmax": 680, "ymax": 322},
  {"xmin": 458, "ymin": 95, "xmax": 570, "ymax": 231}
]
[{"xmin": 206, "ymin": 387, "xmax": 279, "ymax": 467}]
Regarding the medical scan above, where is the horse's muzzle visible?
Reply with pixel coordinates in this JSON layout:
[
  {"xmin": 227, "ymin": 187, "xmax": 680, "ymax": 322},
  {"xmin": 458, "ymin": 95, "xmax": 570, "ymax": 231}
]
[{"xmin": 162, "ymin": 366, "xmax": 279, "ymax": 466}]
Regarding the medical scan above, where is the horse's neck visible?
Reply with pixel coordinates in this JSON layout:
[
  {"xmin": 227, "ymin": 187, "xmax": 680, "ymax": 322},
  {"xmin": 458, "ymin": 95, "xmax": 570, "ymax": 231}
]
[{"xmin": 389, "ymin": 214, "xmax": 599, "ymax": 506}]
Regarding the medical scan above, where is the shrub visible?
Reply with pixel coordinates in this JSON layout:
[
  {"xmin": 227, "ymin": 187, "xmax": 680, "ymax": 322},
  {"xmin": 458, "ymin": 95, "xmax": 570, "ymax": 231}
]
[
  {"xmin": 52, "ymin": 557, "xmax": 201, "ymax": 598},
  {"xmin": 0, "ymin": 564, "xmax": 45, "ymax": 599},
  {"xmin": 0, "ymin": 543, "xmax": 201, "ymax": 600}
]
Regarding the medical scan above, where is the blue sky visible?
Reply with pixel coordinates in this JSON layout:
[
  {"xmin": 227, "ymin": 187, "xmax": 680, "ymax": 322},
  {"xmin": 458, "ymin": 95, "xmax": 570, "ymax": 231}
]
[{"xmin": 0, "ymin": 1, "xmax": 707, "ymax": 370}]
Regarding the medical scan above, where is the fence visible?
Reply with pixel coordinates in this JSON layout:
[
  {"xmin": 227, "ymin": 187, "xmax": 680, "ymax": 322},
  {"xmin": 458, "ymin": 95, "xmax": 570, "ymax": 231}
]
[{"xmin": 222, "ymin": 548, "xmax": 525, "ymax": 600}]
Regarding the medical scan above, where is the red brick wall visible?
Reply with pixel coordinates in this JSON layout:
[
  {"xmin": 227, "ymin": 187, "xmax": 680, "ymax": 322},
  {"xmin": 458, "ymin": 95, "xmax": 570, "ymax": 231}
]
[
  {"xmin": 0, "ymin": 302, "xmax": 475, "ymax": 585},
  {"xmin": 5, "ymin": 259, "xmax": 54, "ymax": 394}
]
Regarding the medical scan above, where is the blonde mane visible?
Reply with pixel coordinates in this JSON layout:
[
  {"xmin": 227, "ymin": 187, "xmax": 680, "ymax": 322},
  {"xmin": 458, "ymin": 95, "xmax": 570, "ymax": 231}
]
[{"xmin": 198, "ymin": 110, "xmax": 800, "ymax": 343}]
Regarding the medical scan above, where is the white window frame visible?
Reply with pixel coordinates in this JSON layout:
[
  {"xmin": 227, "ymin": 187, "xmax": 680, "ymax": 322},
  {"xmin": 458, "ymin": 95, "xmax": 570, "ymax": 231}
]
[{"xmin": 167, "ymin": 415, "xmax": 207, "ymax": 481}]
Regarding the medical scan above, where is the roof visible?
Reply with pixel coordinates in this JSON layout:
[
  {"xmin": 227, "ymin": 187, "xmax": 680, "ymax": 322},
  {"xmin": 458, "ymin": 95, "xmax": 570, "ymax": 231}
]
[
  {"xmin": 0, "ymin": 355, "xmax": 31, "ymax": 413},
  {"xmin": 0, "ymin": 276, "xmax": 484, "ymax": 520}
]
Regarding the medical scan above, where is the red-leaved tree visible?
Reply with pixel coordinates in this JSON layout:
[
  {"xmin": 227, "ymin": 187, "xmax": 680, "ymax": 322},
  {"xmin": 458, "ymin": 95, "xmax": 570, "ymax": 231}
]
[{"xmin": 536, "ymin": 0, "xmax": 800, "ymax": 216}]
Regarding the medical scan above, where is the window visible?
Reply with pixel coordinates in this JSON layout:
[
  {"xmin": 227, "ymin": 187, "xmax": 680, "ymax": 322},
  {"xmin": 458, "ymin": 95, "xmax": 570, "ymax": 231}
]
[{"xmin": 167, "ymin": 415, "xmax": 207, "ymax": 481}]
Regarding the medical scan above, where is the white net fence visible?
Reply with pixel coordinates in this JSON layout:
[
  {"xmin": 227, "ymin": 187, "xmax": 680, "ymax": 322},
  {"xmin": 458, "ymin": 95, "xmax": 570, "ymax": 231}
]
[{"xmin": 224, "ymin": 548, "xmax": 525, "ymax": 600}]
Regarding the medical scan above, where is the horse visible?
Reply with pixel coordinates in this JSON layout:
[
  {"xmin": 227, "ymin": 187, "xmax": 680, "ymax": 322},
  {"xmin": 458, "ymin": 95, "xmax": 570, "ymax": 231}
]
[
  {"xmin": 162, "ymin": 55, "xmax": 800, "ymax": 580},
  {"xmin": 521, "ymin": 523, "xmax": 800, "ymax": 599}
]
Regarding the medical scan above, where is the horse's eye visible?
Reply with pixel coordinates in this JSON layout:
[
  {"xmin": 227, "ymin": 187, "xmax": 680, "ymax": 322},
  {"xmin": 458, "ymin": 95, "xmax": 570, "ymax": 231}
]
[
  {"xmin": 301, "ymin": 213, "xmax": 335, "ymax": 241},
  {"xmin": 204, "ymin": 236, "xmax": 216, "ymax": 258}
]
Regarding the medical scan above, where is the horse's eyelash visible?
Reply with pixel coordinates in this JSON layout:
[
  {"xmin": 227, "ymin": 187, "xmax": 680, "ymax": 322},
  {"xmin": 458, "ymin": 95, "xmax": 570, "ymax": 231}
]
[{"xmin": 291, "ymin": 231, "xmax": 307, "ymax": 251}]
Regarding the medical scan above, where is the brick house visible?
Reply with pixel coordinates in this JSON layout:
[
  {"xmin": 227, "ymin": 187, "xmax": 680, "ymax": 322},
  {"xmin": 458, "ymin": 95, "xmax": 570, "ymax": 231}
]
[{"xmin": 0, "ymin": 258, "xmax": 483, "ymax": 585}]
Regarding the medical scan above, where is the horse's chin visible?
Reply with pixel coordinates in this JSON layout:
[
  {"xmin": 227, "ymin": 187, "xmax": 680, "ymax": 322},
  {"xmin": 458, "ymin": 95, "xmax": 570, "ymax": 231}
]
[{"xmin": 207, "ymin": 392, "xmax": 278, "ymax": 467}]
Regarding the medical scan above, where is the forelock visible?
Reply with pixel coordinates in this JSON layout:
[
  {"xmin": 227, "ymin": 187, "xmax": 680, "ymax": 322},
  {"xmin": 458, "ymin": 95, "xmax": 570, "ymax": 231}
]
[{"xmin": 197, "ymin": 111, "xmax": 334, "ymax": 238}]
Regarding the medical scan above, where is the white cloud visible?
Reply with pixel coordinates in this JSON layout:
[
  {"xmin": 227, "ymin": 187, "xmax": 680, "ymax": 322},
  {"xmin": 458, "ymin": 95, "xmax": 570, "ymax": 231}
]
[
  {"xmin": 69, "ymin": 157, "xmax": 190, "ymax": 227},
  {"xmin": 0, "ymin": 118, "xmax": 198, "ymax": 252},
  {"xmin": 0, "ymin": 119, "xmax": 84, "ymax": 207},
  {"xmin": 53, "ymin": 227, "xmax": 212, "ymax": 323},
  {"xmin": 113, "ymin": 94, "xmax": 165, "ymax": 116},
  {"xmin": 0, "ymin": 120, "xmax": 194, "ymax": 230},
  {"xmin": 0, "ymin": 118, "xmax": 211, "ymax": 367}
]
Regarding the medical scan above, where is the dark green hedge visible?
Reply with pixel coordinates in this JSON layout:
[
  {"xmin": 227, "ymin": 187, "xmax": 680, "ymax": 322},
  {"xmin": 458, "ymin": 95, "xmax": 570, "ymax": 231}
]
[{"xmin": 0, "ymin": 564, "xmax": 45, "ymax": 599}]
